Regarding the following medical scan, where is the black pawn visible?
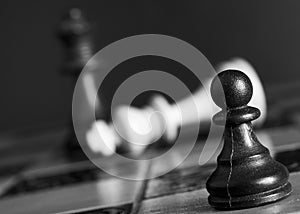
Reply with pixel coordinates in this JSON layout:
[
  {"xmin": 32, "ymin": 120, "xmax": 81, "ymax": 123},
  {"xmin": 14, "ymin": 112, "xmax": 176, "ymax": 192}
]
[{"xmin": 206, "ymin": 70, "xmax": 292, "ymax": 210}]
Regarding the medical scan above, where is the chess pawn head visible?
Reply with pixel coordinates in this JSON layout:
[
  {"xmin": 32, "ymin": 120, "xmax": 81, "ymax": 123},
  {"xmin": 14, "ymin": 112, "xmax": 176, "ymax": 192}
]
[
  {"xmin": 206, "ymin": 70, "xmax": 292, "ymax": 210},
  {"xmin": 216, "ymin": 57, "xmax": 267, "ymax": 124},
  {"xmin": 211, "ymin": 69, "xmax": 253, "ymax": 109}
]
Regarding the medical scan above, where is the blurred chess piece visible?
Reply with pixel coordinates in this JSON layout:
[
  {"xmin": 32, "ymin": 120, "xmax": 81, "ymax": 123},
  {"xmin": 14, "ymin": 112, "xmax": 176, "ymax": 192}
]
[
  {"xmin": 86, "ymin": 121, "xmax": 121, "ymax": 156},
  {"xmin": 87, "ymin": 58, "xmax": 267, "ymax": 156},
  {"xmin": 59, "ymin": 8, "xmax": 107, "ymax": 159}
]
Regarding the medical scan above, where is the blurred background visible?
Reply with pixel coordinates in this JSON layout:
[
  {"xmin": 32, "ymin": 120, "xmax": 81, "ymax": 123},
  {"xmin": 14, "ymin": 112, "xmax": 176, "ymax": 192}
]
[{"xmin": 1, "ymin": 0, "xmax": 300, "ymax": 133}]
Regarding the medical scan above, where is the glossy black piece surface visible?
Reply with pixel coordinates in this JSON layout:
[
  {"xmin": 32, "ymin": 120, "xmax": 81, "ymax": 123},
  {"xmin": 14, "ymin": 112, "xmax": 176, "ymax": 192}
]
[{"xmin": 206, "ymin": 70, "xmax": 292, "ymax": 210}]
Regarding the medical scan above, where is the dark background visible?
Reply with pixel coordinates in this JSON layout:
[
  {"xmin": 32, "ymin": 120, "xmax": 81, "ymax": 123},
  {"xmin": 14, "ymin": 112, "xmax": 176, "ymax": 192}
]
[{"xmin": 1, "ymin": 0, "xmax": 300, "ymax": 133}]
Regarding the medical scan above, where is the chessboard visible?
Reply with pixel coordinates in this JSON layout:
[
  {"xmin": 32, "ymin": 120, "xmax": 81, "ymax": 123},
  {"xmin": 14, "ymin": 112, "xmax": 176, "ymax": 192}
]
[{"xmin": 0, "ymin": 122, "xmax": 299, "ymax": 214}]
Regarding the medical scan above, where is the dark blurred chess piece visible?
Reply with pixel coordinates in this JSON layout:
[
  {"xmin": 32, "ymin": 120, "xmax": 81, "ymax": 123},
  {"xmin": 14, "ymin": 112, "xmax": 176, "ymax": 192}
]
[
  {"xmin": 59, "ymin": 8, "xmax": 93, "ymax": 75},
  {"xmin": 206, "ymin": 70, "xmax": 292, "ymax": 209},
  {"xmin": 58, "ymin": 8, "xmax": 107, "ymax": 160}
]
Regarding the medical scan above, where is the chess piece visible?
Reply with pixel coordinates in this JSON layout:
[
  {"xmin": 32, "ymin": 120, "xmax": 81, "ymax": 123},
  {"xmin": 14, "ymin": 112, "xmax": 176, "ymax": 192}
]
[
  {"xmin": 86, "ymin": 121, "xmax": 121, "ymax": 156},
  {"xmin": 206, "ymin": 70, "xmax": 291, "ymax": 209},
  {"xmin": 59, "ymin": 8, "xmax": 107, "ymax": 159},
  {"xmin": 108, "ymin": 58, "xmax": 266, "ymax": 155},
  {"xmin": 59, "ymin": 8, "xmax": 93, "ymax": 75}
]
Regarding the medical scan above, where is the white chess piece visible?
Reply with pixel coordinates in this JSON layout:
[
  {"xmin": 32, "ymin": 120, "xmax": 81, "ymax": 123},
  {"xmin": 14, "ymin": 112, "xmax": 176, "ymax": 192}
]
[
  {"xmin": 86, "ymin": 118, "xmax": 152, "ymax": 156},
  {"xmin": 87, "ymin": 58, "xmax": 267, "ymax": 156},
  {"xmin": 86, "ymin": 121, "xmax": 121, "ymax": 156}
]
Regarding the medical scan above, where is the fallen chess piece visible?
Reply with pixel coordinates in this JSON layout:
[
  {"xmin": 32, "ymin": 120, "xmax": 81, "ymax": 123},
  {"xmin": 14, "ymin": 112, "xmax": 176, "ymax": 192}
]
[
  {"xmin": 86, "ymin": 120, "xmax": 147, "ymax": 156},
  {"xmin": 86, "ymin": 121, "xmax": 120, "ymax": 156},
  {"xmin": 86, "ymin": 58, "xmax": 267, "ymax": 156}
]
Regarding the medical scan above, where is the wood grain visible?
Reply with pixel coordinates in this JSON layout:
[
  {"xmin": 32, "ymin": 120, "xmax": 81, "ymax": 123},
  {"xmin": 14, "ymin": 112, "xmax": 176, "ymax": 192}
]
[{"xmin": 138, "ymin": 171, "xmax": 300, "ymax": 214}]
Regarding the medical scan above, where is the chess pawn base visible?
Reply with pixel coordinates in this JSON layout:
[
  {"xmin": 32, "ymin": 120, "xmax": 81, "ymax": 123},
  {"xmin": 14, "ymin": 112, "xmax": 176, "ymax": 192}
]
[
  {"xmin": 206, "ymin": 121, "xmax": 292, "ymax": 210},
  {"xmin": 208, "ymin": 181, "xmax": 291, "ymax": 210}
]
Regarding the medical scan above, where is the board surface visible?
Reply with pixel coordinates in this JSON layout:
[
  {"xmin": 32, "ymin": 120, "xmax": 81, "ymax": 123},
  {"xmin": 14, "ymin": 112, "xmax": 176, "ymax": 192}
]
[{"xmin": 0, "ymin": 125, "xmax": 300, "ymax": 214}]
